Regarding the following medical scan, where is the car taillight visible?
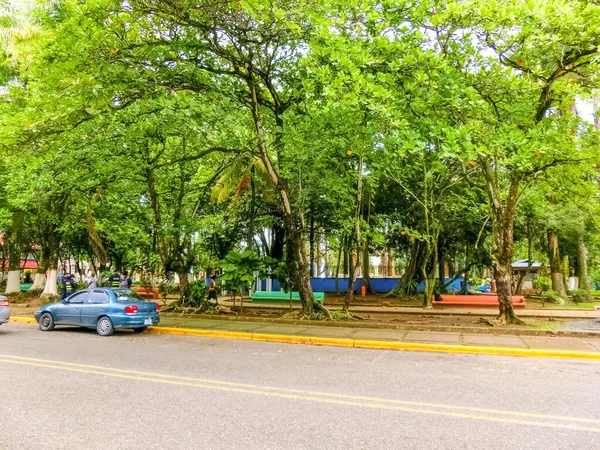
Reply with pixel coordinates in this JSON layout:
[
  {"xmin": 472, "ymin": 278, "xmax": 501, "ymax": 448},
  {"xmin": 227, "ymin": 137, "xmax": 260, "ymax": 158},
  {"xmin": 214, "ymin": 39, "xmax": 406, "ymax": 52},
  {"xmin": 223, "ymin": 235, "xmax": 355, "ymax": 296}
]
[
  {"xmin": 156, "ymin": 304, "xmax": 161, "ymax": 312},
  {"xmin": 0, "ymin": 300, "xmax": 9, "ymax": 307},
  {"xmin": 124, "ymin": 305, "xmax": 138, "ymax": 314}
]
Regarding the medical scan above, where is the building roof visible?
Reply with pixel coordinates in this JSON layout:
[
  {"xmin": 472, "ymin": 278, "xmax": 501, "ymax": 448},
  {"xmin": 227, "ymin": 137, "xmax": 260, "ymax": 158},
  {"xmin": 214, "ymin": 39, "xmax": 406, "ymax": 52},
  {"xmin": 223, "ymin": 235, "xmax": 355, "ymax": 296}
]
[
  {"xmin": 512, "ymin": 259, "xmax": 542, "ymax": 270},
  {"xmin": 1, "ymin": 259, "xmax": 38, "ymax": 270}
]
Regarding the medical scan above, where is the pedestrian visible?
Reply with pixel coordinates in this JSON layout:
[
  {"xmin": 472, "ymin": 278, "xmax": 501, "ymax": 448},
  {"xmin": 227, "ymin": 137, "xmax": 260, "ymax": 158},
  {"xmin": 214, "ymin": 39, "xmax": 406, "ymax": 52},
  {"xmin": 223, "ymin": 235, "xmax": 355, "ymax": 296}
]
[
  {"xmin": 87, "ymin": 272, "xmax": 97, "ymax": 289},
  {"xmin": 109, "ymin": 273, "xmax": 121, "ymax": 288},
  {"xmin": 207, "ymin": 275, "xmax": 218, "ymax": 304},
  {"xmin": 61, "ymin": 274, "xmax": 77, "ymax": 300},
  {"xmin": 119, "ymin": 271, "xmax": 132, "ymax": 289}
]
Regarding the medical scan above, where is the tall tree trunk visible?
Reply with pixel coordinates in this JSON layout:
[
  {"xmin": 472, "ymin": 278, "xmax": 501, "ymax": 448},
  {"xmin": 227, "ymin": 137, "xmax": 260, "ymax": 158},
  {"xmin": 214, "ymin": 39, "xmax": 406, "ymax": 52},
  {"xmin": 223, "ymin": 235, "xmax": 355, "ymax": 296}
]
[
  {"xmin": 271, "ymin": 225, "xmax": 285, "ymax": 260},
  {"xmin": 362, "ymin": 190, "xmax": 371, "ymax": 293},
  {"xmin": 246, "ymin": 73, "xmax": 316, "ymax": 314},
  {"xmin": 461, "ymin": 243, "xmax": 471, "ymax": 294},
  {"xmin": 309, "ymin": 215, "xmax": 315, "ymax": 277},
  {"xmin": 5, "ymin": 211, "xmax": 24, "ymax": 294},
  {"xmin": 489, "ymin": 178, "xmax": 523, "ymax": 324},
  {"xmin": 421, "ymin": 237, "xmax": 438, "ymax": 308},
  {"xmin": 438, "ymin": 248, "xmax": 445, "ymax": 286},
  {"xmin": 577, "ymin": 240, "xmax": 592, "ymax": 301},
  {"xmin": 362, "ymin": 243, "xmax": 371, "ymax": 293},
  {"xmin": 178, "ymin": 271, "xmax": 189, "ymax": 299},
  {"xmin": 344, "ymin": 156, "xmax": 363, "ymax": 310},
  {"xmin": 562, "ymin": 255, "xmax": 570, "ymax": 292},
  {"xmin": 547, "ymin": 230, "xmax": 567, "ymax": 298},
  {"xmin": 334, "ymin": 236, "xmax": 343, "ymax": 293},
  {"xmin": 247, "ymin": 172, "xmax": 256, "ymax": 250},
  {"xmin": 343, "ymin": 236, "xmax": 349, "ymax": 277},
  {"xmin": 391, "ymin": 240, "xmax": 424, "ymax": 296}
]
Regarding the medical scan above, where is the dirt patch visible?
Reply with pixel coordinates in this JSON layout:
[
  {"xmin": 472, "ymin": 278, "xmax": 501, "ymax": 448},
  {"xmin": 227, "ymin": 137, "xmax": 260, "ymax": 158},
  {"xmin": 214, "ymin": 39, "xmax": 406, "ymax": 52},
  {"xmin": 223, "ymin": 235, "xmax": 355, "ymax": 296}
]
[
  {"xmin": 198, "ymin": 306, "xmax": 567, "ymax": 331},
  {"xmin": 4, "ymin": 293, "xmax": 44, "ymax": 308}
]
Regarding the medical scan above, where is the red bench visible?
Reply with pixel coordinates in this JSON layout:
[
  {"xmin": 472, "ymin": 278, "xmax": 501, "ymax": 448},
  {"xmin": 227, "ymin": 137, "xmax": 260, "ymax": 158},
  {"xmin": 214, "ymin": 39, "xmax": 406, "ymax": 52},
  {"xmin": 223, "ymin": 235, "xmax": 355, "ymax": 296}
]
[
  {"xmin": 433, "ymin": 294, "xmax": 526, "ymax": 308},
  {"xmin": 132, "ymin": 287, "xmax": 159, "ymax": 300}
]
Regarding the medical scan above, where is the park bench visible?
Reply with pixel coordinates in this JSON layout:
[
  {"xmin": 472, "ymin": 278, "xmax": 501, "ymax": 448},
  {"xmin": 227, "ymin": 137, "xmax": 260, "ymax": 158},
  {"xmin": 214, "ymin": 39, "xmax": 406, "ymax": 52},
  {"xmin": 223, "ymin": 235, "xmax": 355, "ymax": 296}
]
[
  {"xmin": 132, "ymin": 287, "xmax": 160, "ymax": 300},
  {"xmin": 432, "ymin": 294, "xmax": 526, "ymax": 308},
  {"xmin": 251, "ymin": 291, "xmax": 325, "ymax": 304}
]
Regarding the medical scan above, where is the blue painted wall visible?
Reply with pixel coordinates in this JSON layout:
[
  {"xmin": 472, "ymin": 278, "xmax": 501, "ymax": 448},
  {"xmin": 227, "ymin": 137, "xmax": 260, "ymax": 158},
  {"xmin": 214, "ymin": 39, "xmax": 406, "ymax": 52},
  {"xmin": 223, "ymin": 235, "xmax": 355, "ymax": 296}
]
[{"xmin": 257, "ymin": 277, "xmax": 469, "ymax": 294}]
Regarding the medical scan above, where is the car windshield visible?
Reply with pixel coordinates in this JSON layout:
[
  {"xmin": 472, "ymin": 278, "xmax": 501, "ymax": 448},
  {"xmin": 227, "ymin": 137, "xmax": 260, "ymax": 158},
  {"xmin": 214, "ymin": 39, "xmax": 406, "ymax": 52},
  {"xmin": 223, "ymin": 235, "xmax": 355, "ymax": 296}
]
[{"xmin": 113, "ymin": 289, "xmax": 142, "ymax": 301}]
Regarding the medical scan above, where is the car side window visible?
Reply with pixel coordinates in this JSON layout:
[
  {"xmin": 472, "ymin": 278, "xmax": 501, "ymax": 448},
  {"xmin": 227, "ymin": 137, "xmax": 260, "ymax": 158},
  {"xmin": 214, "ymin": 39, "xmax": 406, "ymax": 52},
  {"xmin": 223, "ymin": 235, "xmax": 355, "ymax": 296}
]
[
  {"xmin": 88, "ymin": 291, "xmax": 109, "ymax": 305},
  {"xmin": 67, "ymin": 292, "xmax": 88, "ymax": 304}
]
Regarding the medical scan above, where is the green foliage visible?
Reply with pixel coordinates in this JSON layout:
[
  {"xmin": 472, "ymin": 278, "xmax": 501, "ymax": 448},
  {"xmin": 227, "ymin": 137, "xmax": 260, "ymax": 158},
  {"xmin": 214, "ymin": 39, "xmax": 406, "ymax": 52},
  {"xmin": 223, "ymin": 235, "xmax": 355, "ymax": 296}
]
[
  {"xmin": 263, "ymin": 257, "xmax": 291, "ymax": 293},
  {"xmin": 2, "ymin": 0, "xmax": 600, "ymax": 319},
  {"xmin": 541, "ymin": 290, "xmax": 565, "ymax": 306},
  {"xmin": 158, "ymin": 281, "xmax": 176, "ymax": 303},
  {"xmin": 569, "ymin": 288, "xmax": 591, "ymax": 304},
  {"xmin": 182, "ymin": 281, "xmax": 207, "ymax": 308},
  {"xmin": 219, "ymin": 250, "xmax": 264, "ymax": 295},
  {"xmin": 533, "ymin": 277, "xmax": 552, "ymax": 294}
]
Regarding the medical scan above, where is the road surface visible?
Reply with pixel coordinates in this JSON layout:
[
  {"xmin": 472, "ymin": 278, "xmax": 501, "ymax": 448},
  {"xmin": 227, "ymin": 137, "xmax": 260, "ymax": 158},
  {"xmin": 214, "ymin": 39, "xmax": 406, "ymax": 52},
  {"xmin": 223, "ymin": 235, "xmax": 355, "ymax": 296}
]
[{"xmin": 1, "ymin": 323, "xmax": 600, "ymax": 449}]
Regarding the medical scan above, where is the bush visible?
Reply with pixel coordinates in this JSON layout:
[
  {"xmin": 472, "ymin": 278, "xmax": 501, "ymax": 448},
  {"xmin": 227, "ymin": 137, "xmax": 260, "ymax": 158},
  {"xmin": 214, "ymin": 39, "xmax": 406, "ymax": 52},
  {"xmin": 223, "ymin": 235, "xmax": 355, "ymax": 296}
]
[
  {"xmin": 569, "ymin": 288, "xmax": 591, "ymax": 303},
  {"xmin": 533, "ymin": 276, "xmax": 552, "ymax": 294},
  {"xmin": 541, "ymin": 289, "xmax": 565, "ymax": 306}
]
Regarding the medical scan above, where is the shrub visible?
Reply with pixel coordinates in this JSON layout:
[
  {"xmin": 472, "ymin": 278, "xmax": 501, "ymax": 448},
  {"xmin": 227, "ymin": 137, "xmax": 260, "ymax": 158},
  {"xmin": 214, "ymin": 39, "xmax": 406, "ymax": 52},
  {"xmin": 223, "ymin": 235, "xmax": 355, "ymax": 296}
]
[
  {"xmin": 533, "ymin": 276, "xmax": 552, "ymax": 294},
  {"xmin": 569, "ymin": 288, "xmax": 591, "ymax": 303},
  {"xmin": 541, "ymin": 289, "xmax": 564, "ymax": 306}
]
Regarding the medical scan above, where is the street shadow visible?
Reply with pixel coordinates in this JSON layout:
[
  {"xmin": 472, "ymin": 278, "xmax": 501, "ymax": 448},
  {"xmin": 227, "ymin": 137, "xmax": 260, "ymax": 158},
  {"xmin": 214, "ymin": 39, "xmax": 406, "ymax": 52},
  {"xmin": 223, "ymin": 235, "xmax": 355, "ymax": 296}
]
[{"xmin": 49, "ymin": 326, "xmax": 141, "ymax": 337}]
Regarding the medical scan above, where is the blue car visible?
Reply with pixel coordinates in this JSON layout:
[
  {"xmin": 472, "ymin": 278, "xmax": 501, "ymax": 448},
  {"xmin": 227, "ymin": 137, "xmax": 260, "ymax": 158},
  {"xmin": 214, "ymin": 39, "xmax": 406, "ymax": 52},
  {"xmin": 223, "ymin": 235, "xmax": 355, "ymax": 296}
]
[{"xmin": 34, "ymin": 288, "xmax": 160, "ymax": 336}]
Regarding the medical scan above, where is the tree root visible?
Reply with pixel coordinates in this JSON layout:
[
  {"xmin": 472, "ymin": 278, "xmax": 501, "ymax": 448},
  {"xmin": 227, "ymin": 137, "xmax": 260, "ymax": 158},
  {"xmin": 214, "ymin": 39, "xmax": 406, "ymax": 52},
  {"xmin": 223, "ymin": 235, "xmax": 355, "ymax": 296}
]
[
  {"xmin": 314, "ymin": 301, "xmax": 333, "ymax": 320},
  {"xmin": 495, "ymin": 314, "xmax": 525, "ymax": 325},
  {"xmin": 298, "ymin": 301, "xmax": 334, "ymax": 321}
]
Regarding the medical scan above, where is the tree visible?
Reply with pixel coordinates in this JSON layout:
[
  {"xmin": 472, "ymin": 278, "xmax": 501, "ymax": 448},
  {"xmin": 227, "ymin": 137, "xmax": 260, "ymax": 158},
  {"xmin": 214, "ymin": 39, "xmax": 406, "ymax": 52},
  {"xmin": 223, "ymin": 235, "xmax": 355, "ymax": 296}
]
[
  {"xmin": 220, "ymin": 250, "xmax": 264, "ymax": 312},
  {"xmin": 426, "ymin": 1, "xmax": 600, "ymax": 322}
]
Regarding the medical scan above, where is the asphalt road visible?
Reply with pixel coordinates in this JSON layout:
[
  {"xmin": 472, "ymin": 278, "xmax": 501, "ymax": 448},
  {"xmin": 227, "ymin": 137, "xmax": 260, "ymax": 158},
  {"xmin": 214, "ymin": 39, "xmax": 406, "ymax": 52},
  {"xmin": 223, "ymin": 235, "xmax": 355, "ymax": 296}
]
[{"xmin": 1, "ymin": 323, "xmax": 600, "ymax": 450}]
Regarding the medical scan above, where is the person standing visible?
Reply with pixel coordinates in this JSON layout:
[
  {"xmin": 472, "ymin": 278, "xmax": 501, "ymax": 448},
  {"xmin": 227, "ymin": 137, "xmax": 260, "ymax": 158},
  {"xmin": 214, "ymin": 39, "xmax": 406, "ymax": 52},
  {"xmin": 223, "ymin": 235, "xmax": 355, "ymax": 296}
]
[
  {"xmin": 108, "ymin": 273, "xmax": 121, "ymax": 288},
  {"xmin": 119, "ymin": 271, "xmax": 132, "ymax": 289},
  {"xmin": 87, "ymin": 272, "xmax": 97, "ymax": 289},
  {"xmin": 207, "ymin": 275, "xmax": 218, "ymax": 304},
  {"xmin": 61, "ymin": 274, "xmax": 77, "ymax": 300}
]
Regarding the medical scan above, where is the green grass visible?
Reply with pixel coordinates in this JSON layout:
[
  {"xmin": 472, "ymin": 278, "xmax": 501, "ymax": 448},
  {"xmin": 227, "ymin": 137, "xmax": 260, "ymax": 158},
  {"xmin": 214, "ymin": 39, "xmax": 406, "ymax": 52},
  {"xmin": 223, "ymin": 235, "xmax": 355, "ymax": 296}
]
[{"xmin": 526, "ymin": 299, "xmax": 598, "ymax": 310}]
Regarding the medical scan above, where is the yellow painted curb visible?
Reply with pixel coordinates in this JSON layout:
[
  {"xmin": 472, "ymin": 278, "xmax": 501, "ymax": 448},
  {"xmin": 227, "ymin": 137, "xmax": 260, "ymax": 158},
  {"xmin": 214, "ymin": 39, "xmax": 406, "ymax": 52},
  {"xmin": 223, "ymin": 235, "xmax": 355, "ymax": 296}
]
[
  {"xmin": 9, "ymin": 317, "xmax": 36, "ymax": 324},
  {"xmin": 8, "ymin": 319, "xmax": 600, "ymax": 360},
  {"xmin": 148, "ymin": 326, "xmax": 253, "ymax": 340},
  {"xmin": 310, "ymin": 336, "xmax": 355, "ymax": 347},
  {"xmin": 252, "ymin": 333, "xmax": 312, "ymax": 345},
  {"xmin": 145, "ymin": 326, "xmax": 600, "ymax": 360}
]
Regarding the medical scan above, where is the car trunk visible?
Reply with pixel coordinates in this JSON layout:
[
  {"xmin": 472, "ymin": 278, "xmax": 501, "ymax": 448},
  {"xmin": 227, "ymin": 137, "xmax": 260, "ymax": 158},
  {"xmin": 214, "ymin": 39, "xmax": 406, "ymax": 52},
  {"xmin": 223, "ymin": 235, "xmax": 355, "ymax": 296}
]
[{"xmin": 118, "ymin": 301, "xmax": 156, "ymax": 314}]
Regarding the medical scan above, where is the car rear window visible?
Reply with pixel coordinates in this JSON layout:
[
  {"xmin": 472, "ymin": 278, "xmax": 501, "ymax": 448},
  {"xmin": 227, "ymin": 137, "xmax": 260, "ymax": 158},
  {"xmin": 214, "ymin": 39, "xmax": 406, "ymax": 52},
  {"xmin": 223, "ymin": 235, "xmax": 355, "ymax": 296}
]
[{"xmin": 113, "ymin": 289, "xmax": 142, "ymax": 301}]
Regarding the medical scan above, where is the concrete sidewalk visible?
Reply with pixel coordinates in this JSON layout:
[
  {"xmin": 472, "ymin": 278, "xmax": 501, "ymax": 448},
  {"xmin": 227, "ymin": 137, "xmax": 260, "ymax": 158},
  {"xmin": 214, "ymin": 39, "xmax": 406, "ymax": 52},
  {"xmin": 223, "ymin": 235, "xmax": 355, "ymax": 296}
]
[
  {"xmin": 217, "ymin": 299, "xmax": 600, "ymax": 319},
  {"xmin": 159, "ymin": 316, "xmax": 600, "ymax": 354}
]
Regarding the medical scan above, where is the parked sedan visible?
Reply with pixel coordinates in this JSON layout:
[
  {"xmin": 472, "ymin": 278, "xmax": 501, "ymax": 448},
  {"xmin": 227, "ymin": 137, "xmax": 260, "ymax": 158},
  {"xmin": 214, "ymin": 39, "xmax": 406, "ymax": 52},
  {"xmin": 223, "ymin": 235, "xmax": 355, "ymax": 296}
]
[
  {"xmin": 0, "ymin": 295, "xmax": 10, "ymax": 325},
  {"xmin": 34, "ymin": 288, "xmax": 160, "ymax": 336}
]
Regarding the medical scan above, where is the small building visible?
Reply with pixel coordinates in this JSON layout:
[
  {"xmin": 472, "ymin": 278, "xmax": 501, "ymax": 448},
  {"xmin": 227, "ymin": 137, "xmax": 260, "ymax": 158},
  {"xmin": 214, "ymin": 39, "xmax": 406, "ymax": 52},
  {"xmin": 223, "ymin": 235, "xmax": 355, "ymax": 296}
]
[{"xmin": 512, "ymin": 259, "xmax": 542, "ymax": 293}]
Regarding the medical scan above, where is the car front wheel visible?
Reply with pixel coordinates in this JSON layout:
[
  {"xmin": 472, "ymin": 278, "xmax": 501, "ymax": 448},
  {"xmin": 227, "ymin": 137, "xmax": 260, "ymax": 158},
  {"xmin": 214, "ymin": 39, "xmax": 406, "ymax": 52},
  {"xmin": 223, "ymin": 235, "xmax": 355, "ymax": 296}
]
[
  {"xmin": 96, "ymin": 317, "xmax": 114, "ymax": 336},
  {"xmin": 39, "ymin": 312, "xmax": 55, "ymax": 331}
]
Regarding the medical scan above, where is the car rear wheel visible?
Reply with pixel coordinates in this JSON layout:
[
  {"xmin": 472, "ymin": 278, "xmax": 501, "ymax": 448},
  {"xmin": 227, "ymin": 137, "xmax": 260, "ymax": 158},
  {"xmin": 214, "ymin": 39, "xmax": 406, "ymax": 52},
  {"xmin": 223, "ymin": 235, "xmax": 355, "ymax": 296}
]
[
  {"xmin": 96, "ymin": 317, "xmax": 114, "ymax": 336},
  {"xmin": 132, "ymin": 327, "xmax": 147, "ymax": 333},
  {"xmin": 39, "ymin": 312, "xmax": 55, "ymax": 331}
]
